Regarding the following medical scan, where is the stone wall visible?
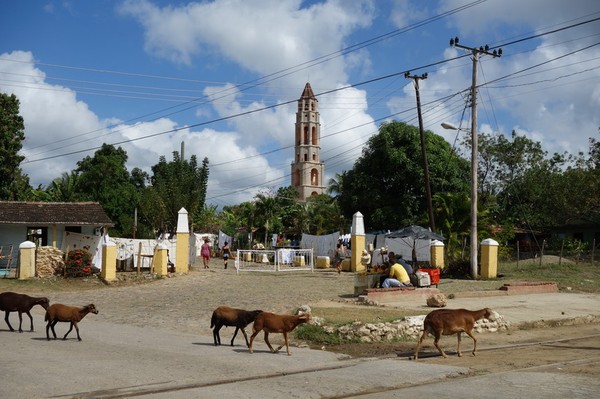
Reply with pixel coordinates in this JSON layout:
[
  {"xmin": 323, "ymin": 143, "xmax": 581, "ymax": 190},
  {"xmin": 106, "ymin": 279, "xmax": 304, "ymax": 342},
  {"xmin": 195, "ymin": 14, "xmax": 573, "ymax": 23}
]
[{"xmin": 320, "ymin": 312, "xmax": 510, "ymax": 343}]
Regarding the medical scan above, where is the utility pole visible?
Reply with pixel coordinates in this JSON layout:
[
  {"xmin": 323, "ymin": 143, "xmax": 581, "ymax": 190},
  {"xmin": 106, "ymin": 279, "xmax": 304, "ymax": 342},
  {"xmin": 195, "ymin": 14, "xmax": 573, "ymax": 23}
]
[
  {"xmin": 449, "ymin": 37, "xmax": 501, "ymax": 279},
  {"xmin": 405, "ymin": 71, "xmax": 436, "ymax": 233}
]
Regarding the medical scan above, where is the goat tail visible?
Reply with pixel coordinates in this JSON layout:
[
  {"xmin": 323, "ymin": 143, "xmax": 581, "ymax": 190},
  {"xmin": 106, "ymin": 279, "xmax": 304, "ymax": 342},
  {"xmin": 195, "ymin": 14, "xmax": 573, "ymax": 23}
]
[
  {"xmin": 210, "ymin": 312, "xmax": 216, "ymax": 329},
  {"xmin": 44, "ymin": 311, "xmax": 49, "ymax": 322}
]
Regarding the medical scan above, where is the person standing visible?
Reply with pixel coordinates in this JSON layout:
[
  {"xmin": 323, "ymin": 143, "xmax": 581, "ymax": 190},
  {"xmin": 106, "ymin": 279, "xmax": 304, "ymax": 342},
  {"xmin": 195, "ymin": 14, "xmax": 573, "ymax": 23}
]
[
  {"xmin": 334, "ymin": 243, "xmax": 346, "ymax": 274},
  {"xmin": 222, "ymin": 241, "xmax": 232, "ymax": 269},
  {"xmin": 200, "ymin": 238, "xmax": 211, "ymax": 269}
]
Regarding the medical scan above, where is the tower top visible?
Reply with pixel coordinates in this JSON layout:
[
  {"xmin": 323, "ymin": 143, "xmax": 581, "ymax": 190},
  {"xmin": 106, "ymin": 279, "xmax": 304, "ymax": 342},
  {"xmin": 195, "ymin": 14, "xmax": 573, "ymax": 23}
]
[{"xmin": 300, "ymin": 82, "xmax": 317, "ymax": 100}]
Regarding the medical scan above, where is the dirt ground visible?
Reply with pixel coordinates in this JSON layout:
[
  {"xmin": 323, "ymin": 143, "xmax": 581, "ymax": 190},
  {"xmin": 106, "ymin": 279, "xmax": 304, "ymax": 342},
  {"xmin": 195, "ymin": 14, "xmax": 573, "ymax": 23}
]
[
  {"xmin": 2, "ymin": 257, "xmax": 599, "ymax": 376},
  {"xmin": 327, "ymin": 322, "xmax": 600, "ymax": 376}
]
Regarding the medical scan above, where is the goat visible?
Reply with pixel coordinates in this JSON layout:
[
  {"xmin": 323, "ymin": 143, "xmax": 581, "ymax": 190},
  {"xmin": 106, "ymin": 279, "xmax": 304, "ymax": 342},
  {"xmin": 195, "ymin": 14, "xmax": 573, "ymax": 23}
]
[
  {"xmin": 248, "ymin": 311, "xmax": 310, "ymax": 356},
  {"xmin": 45, "ymin": 303, "xmax": 98, "ymax": 341},
  {"xmin": 414, "ymin": 307, "xmax": 495, "ymax": 360},
  {"xmin": 0, "ymin": 292, "xmax": 50, "ymax": 333},
  {"xmin": 210, "ymin": 306, "xmax": 263, "ymax": 347}
]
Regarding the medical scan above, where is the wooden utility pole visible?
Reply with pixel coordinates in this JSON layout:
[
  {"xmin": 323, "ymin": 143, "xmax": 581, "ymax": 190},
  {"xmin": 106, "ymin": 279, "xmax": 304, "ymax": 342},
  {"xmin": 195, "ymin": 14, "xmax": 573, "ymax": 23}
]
[
  {"xmin": 405, "ymin": 71, "xmax": 435, "ymax": 233},
  {"xmin": 449, "ymin": 37, "xmax": 502, "ymax": 279}
]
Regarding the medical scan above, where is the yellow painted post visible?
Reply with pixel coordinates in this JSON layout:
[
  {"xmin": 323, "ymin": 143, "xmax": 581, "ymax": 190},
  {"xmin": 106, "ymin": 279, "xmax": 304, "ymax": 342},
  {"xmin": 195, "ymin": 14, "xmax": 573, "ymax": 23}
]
[
  {"xmin": 18, "ymin": 241, "xmax": 36, "ymax": 280},
  {"xmin": 480, "ymin": 238, "xmax": 499, "ymax": 279},
  {"xmin": 430, "ymin": 240, "xmax": 445, "ymax": 269},
  {"xmin": 153, "ymin": 243, "xmax": 168, "ymax": 276},
  {"xmin": 176, "ymin": 208, "xmax": 190, "ymax": 273},
  {"xmin": 101, "ymin": 240, "xmax": 117, "ymax": 282},
  {"xmin": 350, "ymin": 212, "xmax": 366, "ymax": 272}
]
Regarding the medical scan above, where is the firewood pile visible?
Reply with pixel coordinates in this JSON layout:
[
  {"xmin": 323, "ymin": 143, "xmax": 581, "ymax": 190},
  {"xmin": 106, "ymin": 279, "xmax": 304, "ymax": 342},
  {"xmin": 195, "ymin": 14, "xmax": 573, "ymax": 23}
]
[{"xmin": 36, "ymin": 246, "xmax": 65, "ymax": 278}]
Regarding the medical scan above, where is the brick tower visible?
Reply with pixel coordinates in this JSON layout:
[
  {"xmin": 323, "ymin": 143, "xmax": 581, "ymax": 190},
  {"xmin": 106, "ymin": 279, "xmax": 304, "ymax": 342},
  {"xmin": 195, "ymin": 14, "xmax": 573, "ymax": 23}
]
[{"xmin": 291, "ymin": 83, "xmax": 325, "ymax": 201}]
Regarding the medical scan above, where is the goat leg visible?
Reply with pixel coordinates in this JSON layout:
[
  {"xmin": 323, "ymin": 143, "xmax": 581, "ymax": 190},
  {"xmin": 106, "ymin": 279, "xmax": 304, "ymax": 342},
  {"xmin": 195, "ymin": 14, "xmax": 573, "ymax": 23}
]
[
  {"xmin": 17, "ymin": 311, "xmax": 25, "ymax": 332},
  {"xmin": 283, "ymin": 332, "xmax": 291, "ymax": 356},
  {"xmin": 4, "ymin": 311, "xmax": 14, "ymax": 332},
  {"xmin": 414, "ymin": 331, "xmax": 428, "ymax": 360},
  {"xmin": 248, "ymin": 329, "xmax": 259, "ymax": 353},
  {"xmin": 263, "ymin": 331, "xmax": 276, "ymax": 353},
  {"xmin": 456, "ymin": 332, "xmax": 462, "ymax": 357},
  {"xmin": 433, "ymin": 335, "xmax": 447, "ymax": 358},
  {"xmin": 213, "ymin": 325, "xmax": 222, "ymax": 346},
  {"xmin": 26, "ymin": 311, "xmax": 35, "ymax": 332},
  {"xmin": 239, "ymin": 328, "xmax": 250, "ymax": 348},
  {"xmin": 466, "ymin": 330, "xmax": 477, "ymax": 356},
  {"xmin": 63, "ymin": 322, "xmax": 74, "ymax": 340},
  {"xmin": 74, "ymin": 322, "xmax": 82, "ymax": 341}
]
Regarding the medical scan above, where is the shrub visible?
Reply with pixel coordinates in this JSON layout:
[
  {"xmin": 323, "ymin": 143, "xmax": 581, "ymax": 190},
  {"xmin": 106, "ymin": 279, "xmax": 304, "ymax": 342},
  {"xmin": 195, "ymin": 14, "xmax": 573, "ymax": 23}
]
[{"xmin": 65, "ymin": 248, "xmax": 93, "ymax": 277}]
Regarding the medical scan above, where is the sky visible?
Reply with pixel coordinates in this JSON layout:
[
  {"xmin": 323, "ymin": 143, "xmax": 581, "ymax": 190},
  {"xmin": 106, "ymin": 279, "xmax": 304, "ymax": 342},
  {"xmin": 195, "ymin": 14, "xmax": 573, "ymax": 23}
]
[{"xmin": 1, "ymin": 0, "xmax": 599, "ymax": 209}]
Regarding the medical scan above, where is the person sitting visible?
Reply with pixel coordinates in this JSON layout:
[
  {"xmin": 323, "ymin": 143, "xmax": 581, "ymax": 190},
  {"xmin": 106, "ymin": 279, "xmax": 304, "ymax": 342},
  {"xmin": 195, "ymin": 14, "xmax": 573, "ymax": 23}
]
[
  {"xmin": 382, "ymin": 252, "xmax": 413, "ymax": 288},
  {"xmin": 397, "ymin": 254, "xmax": 413, "ymax": 275}
]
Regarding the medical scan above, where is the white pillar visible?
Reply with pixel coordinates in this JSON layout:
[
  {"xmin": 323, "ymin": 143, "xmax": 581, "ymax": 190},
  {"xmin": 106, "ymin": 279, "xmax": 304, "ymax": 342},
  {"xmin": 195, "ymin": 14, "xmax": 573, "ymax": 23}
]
[{"xmin": 176, "ymin": 208, "xmax": 190, "ymax": 273}]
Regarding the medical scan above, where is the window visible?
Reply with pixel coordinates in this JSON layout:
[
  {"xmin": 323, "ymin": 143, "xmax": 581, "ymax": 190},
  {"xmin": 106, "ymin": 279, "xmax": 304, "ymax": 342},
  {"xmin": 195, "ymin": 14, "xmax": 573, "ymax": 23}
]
[{"xmin": 27, "ymin": 227, "xmax": 48, "ymax": 247}]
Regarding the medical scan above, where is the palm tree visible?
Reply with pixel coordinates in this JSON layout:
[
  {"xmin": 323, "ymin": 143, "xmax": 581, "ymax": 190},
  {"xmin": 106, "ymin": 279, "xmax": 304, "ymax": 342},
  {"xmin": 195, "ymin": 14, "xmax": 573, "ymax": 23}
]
[
  {"xmin": 47, "ymin": 172, "xmax": 81, "ymax": 201},
  {"xmin": 254, "ymin": 192, "xmax": 278, "ymax": 247},
  {"xmin": 327, "ymin": 172, "xmax": 346, "ymax": 199}
]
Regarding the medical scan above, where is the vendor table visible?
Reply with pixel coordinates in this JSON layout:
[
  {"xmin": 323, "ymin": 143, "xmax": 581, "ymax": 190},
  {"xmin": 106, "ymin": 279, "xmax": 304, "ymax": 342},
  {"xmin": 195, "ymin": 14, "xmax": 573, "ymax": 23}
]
[{"xmin": 353, "ymin": 273, "xmax": 385, "ymax": 295}]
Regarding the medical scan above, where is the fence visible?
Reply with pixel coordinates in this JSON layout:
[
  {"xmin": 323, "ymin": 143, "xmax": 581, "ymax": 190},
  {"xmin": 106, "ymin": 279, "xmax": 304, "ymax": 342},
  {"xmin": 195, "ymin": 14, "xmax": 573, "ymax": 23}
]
[
  {"xmin": 501, "ymin": 238, "xmax": 597, "ymax": 266},
  {"xmin": 236, "ymin": 248, "xmax": 314, "ymax": 273}
]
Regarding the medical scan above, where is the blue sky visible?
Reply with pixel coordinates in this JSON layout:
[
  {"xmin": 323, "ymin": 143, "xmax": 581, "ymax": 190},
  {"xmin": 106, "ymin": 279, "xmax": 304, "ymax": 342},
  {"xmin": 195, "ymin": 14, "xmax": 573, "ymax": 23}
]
[{"xmin": 1, "ymin": 0, "xmax": 599, "ymax": 209}]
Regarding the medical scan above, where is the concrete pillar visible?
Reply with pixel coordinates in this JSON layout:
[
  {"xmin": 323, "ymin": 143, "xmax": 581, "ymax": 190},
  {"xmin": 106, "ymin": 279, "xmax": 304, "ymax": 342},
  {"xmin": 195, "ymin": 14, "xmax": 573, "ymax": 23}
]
[
  {"xmin": 480, "ymin": 238, "xmax": 499, "ymax": 279},
  {"xmin": 176, "ymin": 208, "xmax": 190, "ymax": 273},
  {"xmin": 153, "ymin": 243, "xmax": 169, "ymax": 277},
  {"xmin": 430, "ymin": 240, "xmax": 445, "ymax": 269},
  {"xmin": 18, "ymin": 241, "xmax": 36, "ymax": 280},
  {"xmin": 350, "ymin": 212, "xmax": 366, "ymax": 272},
  {"xmin": 101, "ymin": 241, "xmax": 117, "ymax": 282}
]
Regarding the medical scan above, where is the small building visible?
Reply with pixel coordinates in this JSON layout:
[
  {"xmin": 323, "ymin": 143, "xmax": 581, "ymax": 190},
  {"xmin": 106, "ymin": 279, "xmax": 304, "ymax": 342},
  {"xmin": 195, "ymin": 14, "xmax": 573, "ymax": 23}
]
[{"xmin": 0, "ymin": 201, "xmax": 114, "ymax": 272}]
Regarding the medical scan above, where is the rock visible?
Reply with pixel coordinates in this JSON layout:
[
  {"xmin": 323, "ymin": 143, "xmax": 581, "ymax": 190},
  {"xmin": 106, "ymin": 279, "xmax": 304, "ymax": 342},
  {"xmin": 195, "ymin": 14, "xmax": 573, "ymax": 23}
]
[
  {"xmin": 426, "ymin": 293, "xmax": 448, "ymax": 307},
  {"xmin": 297, "ymin": 304, "xmax": 311, "ymax": 315}
]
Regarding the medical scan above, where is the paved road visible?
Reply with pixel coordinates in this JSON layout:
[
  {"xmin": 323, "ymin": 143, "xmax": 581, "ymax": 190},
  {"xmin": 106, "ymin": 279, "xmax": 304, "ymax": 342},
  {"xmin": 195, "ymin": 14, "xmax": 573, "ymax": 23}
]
[
  {"xmin": 1, "ymin": 289, "xmax": 599, "ymax": 398},
  {"xmin": 1, "ymin": 318, "xmax": 598, "ymax": 398}
]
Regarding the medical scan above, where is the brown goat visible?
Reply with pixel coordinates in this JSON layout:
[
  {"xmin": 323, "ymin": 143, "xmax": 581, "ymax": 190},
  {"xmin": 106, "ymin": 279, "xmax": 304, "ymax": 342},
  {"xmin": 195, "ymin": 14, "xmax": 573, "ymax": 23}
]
[
  {"xmin": 414, "ymin": 307, "xmax": 495, "ymax": 360},
  {"xmin": 249, "ymin": 311, "xmax": 310, "ymax": 356},
  {"xmin": 0, "ymin": 292, "xmax": 50, "ymax": 333},
  {"xmin": 210, "ymin": 306, "xmax": 263, "ymax": 346},
  {"xmin": 45, "ymin": 303, "xmax": 98, "ymax": 341}
]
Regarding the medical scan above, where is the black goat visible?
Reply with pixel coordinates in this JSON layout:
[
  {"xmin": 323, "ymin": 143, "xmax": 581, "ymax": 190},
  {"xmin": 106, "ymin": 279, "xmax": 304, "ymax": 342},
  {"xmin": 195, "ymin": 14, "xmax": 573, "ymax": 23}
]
[
  {"xmin": 0, "ymin": 291, "xmax": 50, "ymax": 332},
  {"xmin": 210, "ymin": 306, "xmax": 262, "ymax": 346}
]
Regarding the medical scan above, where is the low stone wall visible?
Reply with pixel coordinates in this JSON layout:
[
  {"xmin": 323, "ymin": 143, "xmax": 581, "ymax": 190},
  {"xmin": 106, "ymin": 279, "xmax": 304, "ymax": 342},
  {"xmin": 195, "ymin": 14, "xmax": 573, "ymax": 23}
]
[
  {"xmin": 362, "ymin": 287, "xmax": 440, "ymax": 303},
  {"xmin": 321, "ymin": 312, "xmax": 510, "ymax": 343}
]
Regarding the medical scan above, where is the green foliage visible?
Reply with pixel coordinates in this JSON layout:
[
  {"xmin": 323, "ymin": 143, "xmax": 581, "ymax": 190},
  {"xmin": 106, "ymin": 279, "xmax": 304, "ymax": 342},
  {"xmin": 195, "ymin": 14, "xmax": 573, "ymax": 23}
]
[
  {"xmin": 74, "ymin": 144, "xmax": 139, "ymax": 236},
  {"xmin": 142, "ymin": 152, "xmax": 209, "ymax": 235},
  {"xmin": 338, "ymin": 121, "xmax": 470, "ymax": 230},
  {"xmin": 294, "ymin": 324, "xmax": 347, "ymax": 345},
  {"xmin": 0, "ymin": 93, "xmax": 29, "ymax": 200}
]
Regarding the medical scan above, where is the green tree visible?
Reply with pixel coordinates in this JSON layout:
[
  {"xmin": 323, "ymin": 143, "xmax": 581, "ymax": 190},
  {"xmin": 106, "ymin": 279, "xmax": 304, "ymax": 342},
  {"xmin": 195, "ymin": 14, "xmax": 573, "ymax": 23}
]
[
  {"xmin": 339, "ymin": 121, "xmax": 470, "ymax": 230},
  {"xmin": 0, "ymin": 93, "xmax": 30, "ymax": 200},
  {"xmin": 46, "ymin": 172, "xmax": 83, "ymax": 202},
  {"xmin": 143, "ymin": 152, "xmax": 209, "ymax": 235},
  {"xmin": 75, "ymin": 144, "xmax": 138, "ymax": 236},
  {"xmin": 254, "ymin": 190, "xmax": 278, "ymax": 246}
]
